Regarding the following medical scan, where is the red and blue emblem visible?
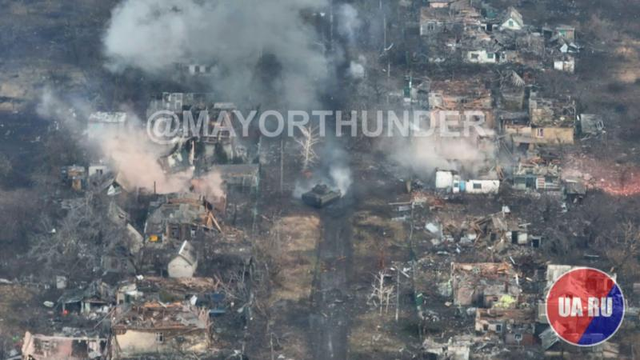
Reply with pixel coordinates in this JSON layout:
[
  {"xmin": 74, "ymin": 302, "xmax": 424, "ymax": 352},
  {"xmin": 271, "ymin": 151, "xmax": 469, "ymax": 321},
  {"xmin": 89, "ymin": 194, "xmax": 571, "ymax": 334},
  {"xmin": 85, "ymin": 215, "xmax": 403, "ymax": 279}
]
[{"xmin": 546, "ymin": 267, "xmax": 625, "ymax": 346}]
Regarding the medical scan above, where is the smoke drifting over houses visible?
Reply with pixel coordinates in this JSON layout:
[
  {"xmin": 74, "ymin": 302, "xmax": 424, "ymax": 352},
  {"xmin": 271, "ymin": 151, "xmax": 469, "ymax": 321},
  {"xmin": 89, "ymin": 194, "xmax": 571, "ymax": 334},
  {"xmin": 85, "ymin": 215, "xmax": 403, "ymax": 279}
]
[
  {"xmin": 37, "ymin": 90, "xmax": 217, "ymax": 195},
  {"xmin": 102, "ymin": 0, "xmax": 356, "ymax": 195},
  {"xmin": 103, "ymin": 0, "xmax": 331, "ymax": 109}
]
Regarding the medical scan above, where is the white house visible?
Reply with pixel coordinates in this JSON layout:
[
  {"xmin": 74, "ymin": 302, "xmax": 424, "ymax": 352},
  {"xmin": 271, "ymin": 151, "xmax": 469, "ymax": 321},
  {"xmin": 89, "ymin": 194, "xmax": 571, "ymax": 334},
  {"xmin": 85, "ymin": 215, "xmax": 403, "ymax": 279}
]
[
  {"xmin": 168, "ymin": 241, "xmax": 199, "ymax": 278},
  {"xmin": 467, "ymin": 49, "xmax": 499, "ymax": 64},
  {"xmin": 464, "ymin": 179, "xmax": 500, "ymax": 194},
  {"xmin": 554, "ymin": 57, "xmax": 575, "ymax": 73},
  {"xmin": 500, "ymin": 7, "xmax": 523, "ymax": 31},
  {"xmin": 435, "ymin": 170, "xmax": 500, "ymax": 194}
]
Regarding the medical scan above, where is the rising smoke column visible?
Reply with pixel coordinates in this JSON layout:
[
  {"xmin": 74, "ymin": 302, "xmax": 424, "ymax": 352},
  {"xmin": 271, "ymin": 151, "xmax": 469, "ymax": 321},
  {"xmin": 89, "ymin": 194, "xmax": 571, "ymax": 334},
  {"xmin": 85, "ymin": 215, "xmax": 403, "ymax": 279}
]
[
  {"xmin": 103, "ymin": 0, "xmax": 330, "ymax": 109},
  {"xmin": 103, "ymin": 0, "xmax": 361, "ymax": 196}
]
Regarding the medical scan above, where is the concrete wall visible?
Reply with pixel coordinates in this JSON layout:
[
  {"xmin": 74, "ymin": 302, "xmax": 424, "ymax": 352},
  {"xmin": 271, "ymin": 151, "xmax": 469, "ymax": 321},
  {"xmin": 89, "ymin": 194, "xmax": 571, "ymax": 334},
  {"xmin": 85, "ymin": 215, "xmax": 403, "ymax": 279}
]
[
  {"xmin": 168, "ymin": 257, "xmax": 196, "ymax": 278},
  {"xmin": 114, "ymin": 330, "xmax": 208, "ymax": 358},
  {"xmin": 536, "ymin": 127, "xmax": 574, "ymax": 145}
]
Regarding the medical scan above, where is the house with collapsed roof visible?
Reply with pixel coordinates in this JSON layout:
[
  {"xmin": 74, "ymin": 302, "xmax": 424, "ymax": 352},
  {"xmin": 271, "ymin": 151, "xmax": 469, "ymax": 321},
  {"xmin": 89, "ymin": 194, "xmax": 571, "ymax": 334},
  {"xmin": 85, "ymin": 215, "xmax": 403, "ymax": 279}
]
[
  {"xmin": 419, "ymin": 3, "xmax": 483, "ymax": 37},
  {"xmin": 422, "ymin": 335, "xmax": 473, "ymax": 360},
  {"xmin": 513, "ymin": 159, "xmax": 561, "ymax": 191},
  {"xmin": 61, "ymin": 165, "xmax": 87, "ymax": 191},
  {"xmin": 499, "ymin": 71, "xmax": 527, "ymax": 111},
  {"xmin": 116, "ymin": 276, "xmax": 230, "ymax": 320},
  {"xmin": 473, "ymin": 210, "xmax": 541, "ymax": 248},
  {"xmin": 158, "ymin": 138, "xmax": 196, "ymax": 175},
  {"xmin": 428, "ymin": 79, "xmax": 494, "ymax": 127},
  {"xmin": 576, "ymin": 114, "xmax": 604, "ymax": 137},
  {"xmin": 451, "ymin": 262, "xmax": 521, "ymax": 307},
  {"xmin": 527, "ymin": 92, "xmax": 576, "ymax": 144},
  {"xmin": 553, "ymin": 55, "xmax": 575, "ymax": 73},
  {"xmin": 144, "ymin": 193, "xmax": 221, "ymax": 245},
  {"xmin": 210, "ymin": 164, "xmax": 260, "ymax": 193},
  {"xmin": 505, "ymin": 92, "xmax": 576, "ymax": 147},
  {"xmin": 22, "ymin": 331, "xmax": 108, "ymax": 360},
  {"xmin": 146, "ymin": 93, "xmax": 241, "ymax": 163},
  {"xmin": 58, "ymin": 280, "xmax": 113, "ymax": 316},
  {"xmin": 111, "ymin": 302, "xmax": 210, "ymax": 358},
  {"xmin": 475, "ymin": 308, "xmax": 536, "ymax": 346}
]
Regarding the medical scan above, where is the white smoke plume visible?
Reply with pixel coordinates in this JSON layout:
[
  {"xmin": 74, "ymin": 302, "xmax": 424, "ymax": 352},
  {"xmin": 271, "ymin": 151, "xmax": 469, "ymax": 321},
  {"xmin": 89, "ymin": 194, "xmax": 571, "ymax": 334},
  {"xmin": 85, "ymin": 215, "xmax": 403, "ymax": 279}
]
[
  {"xmin": 336, "ymin": 4, "xmax": 362, "ymax": 44},
  {"xmin": 374, "ymin": 109, "xmax": 498, "ymax": 179},
  {"xmin": 103, "ymin": 0, "xmax": 330, "ymax": 109},
  {"xmin": 348, "ymin": 61, "xmax": 365, "ymax": 79},
  {"xmin": 330, "ymin": 165, "xmax": 352, "ymax": 195},
  {"xmin": 384, "ymin": 133, "xmax": 497, "ymax": 179},
  {"xmin": 191, "ymin": 171, "xmax": 225, "ymax": 200},
  {"xmin": 38, "ymin": 91, "xmax": 223, "ymax": 196}
]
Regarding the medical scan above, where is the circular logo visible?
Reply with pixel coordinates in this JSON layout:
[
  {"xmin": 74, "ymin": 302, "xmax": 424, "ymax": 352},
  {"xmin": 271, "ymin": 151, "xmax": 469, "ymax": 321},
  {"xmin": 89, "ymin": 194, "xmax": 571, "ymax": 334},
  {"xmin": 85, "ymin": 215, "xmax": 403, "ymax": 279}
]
[
  {"xmin": 546, "ymin": 267, "xmax": 624, "ymax": 347},
  {"xmin": 146, "ymin": 110, "xmax": 181, "ymax": 144}
]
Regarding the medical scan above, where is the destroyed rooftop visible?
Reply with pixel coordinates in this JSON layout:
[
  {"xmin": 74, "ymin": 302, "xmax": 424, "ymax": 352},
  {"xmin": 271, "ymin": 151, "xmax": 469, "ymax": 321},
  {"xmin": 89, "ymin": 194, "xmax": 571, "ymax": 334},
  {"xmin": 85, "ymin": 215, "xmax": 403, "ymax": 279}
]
[
  {"xmin": 112, "ymin": 302, "xmax": 208, "ymax": 330},
  {"xmin": 145, "ymin": 193, "xmax": 216, "ymax": 233},
  {"xmin": 529, "ymin": 92, "xmax": 577, "ymax": 127},
  {"xmin": 88, "ymin": 112, "xmax": 127, "ymax": 123}
]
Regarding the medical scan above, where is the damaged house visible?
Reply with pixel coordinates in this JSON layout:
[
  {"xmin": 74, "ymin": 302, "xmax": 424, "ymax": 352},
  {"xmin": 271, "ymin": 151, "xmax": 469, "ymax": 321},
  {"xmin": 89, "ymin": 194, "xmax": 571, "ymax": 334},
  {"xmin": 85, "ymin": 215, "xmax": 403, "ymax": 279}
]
[
  {"xmin": 499, "ymin": 71, "xmax": 526, "ymax": 111},
  {"xmin": 116, "ymin": 277, "xmax": 222, "ymax": 307},
  {"xmin": 210, "ymin": 163, "xmax": 260, "ymax": 193},
  {"xmin": 577, "ymin": 113, "xmax": 604, "ymax": 137},
  {"xmin": 422, "ymin": 335, "xmax": 473, "ymax": 360},
  {"xmin": 451, "ymin": 262, "xmax": 521, "ymax": 307},
  {"xmin": 61, "ymin": 165, "xmax": 87, "ymax": 191},
  {"xmin": 553, "ymin": 55, "xmax": 576, "ymax": 73},
  {"xmin": 428, "ymin": 79, "xmax": 494, "ymax": 128},
  {"xmin": 512, "ymin": 158, "xmax": 561, "ymax": 191},
  {"xmin": 474, "ymin": 210, "xmax": 541, "ymax": 248},
  {"xmin": 527, "ymin": 92, "xmax": 576, "ymax": 145},
  {"xmin": 419, "ymin": 3, "xmax": 483, "ymax": 38},
  {"xmin": 505, "ymin": 92, "xmax": 576, "ymax": 147},
  {"xmin": 58, "ymin": 280, "xmax": 113, "ymax": 316},
  {"xmin": 475, "ymin": 308, "xmax": 536, "ymax": 346},
  {"xmin": 22, "ymin": 331, "xmax": 108, "ymax": 360},
  {"xmin": 144, "ymin": 193, "xmax": 222, "ymax": 245},
  {"xmin": 111, "ymin": 302, "xmax": 210, "ymax": 359},
  {"xmin": 147, "ymin": 93, "xmax": 242, "ymax": 163}
]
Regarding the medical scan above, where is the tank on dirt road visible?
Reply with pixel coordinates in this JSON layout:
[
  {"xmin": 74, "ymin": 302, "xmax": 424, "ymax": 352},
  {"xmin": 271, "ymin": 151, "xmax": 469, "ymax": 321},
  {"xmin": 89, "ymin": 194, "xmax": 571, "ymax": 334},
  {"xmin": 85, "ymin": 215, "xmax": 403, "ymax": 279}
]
[{"xmin": 302, "ymin": 184, "xmax": 341, "ymax": 208}]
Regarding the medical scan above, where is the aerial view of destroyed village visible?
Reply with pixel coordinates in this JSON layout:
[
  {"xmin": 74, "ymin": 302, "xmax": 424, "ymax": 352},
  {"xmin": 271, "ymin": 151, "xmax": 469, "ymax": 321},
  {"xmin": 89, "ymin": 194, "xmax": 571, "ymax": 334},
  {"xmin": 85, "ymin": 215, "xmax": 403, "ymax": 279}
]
[{"xmin": 4, "ymin": 0, "xmax": 640, "ymax": 359}]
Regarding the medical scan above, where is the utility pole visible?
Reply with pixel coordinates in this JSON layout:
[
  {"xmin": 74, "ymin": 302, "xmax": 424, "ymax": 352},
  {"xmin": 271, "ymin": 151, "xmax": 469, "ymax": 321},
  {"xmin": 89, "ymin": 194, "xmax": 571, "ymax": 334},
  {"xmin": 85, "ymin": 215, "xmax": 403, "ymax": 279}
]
[
  {"xmin": 329, "ymin": 0, "xmax": 334, "ymax": 51},
  {"xmin": 395, "ymin": 267, "xmax": 400, "ymax": 322},
  {"xmin": 279, "ymin": 138, "xmax": 284, "ymax": 193}
]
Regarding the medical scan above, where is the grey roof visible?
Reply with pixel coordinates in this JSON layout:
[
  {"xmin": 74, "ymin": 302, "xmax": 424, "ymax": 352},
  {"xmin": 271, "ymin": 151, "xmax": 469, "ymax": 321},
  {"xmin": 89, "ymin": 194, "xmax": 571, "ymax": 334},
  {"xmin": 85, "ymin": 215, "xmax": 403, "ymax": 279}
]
[
  {"xmin": 539, "ymin": 327, "xmax": 559, "ymax": 350},
  {"xmin": 503, "ymin": 7, "xmax": 523, "ymax": 28},
  {"xmin": 211, "ymin": 164, "xmax": 259, "ymax": 176}
]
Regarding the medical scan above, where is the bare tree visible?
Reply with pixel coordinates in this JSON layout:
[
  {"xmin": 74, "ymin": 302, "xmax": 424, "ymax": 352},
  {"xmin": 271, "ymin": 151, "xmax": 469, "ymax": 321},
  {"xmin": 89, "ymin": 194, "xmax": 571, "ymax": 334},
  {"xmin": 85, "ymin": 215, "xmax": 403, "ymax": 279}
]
[
  {"xmin": 28, "ymin": 194, "xmax": 138, "ymax": 276},
  {"xmin": 295, "ymin": 125, "xmax": 321, "ymax": 171},
  {"xmin": 598, "ymin": 221, "xmax": 640, "ymax": 277},
  {"xmin": 368, "ymin": 271, "xmax": 395, "ymax": 315}
]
